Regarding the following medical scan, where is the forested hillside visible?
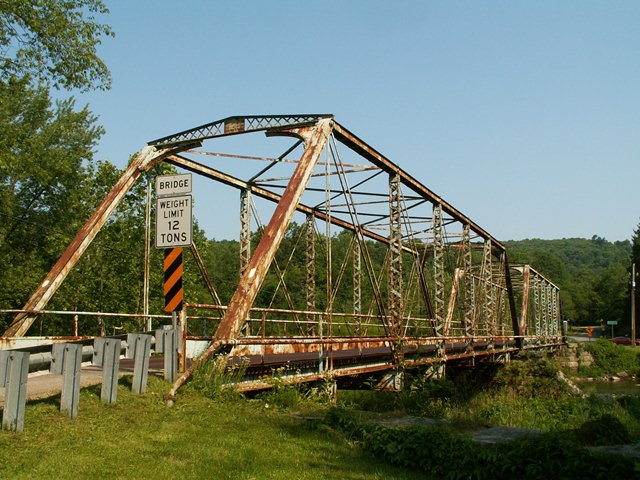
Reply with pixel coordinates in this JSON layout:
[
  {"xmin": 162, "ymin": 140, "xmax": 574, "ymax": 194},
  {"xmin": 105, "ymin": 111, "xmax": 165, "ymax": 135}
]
[{"xmin": 506, "ymin": 237, "xmax": 633, "ymax": 328}]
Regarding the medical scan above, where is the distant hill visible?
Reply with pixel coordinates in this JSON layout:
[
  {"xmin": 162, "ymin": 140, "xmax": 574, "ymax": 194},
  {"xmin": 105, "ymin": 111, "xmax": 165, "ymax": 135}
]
[
  {"xmin": 506, "ymin": 236, "xmax": 631, "ymax": 276},
  {"xmin": 505, "ymin": 236, "xmax": 632, "ymax": 328}
]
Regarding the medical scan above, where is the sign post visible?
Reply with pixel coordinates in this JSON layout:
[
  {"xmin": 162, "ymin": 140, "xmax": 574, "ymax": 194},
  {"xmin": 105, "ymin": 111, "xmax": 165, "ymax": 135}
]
[
  {"xmin": 632, "ymin": 263, "xmax": 636, "ymax": 347},
  {"xmin": 155, "ymin": 173, "xmax": 193, "ymax": 249},
  {"xmin": 155, "ymin": 173, "xmax": 192, "ymax": 310},
  {"xmin": 155, "ymin": 174, "xmax": 192, "ymax": 308},
  {"xmin": 607, "ymin": 320, "xmax": 618, "ymax": 339},
  {"xmin": 155, "ymin": 173, "xmax": 192, "ymax": 373}
]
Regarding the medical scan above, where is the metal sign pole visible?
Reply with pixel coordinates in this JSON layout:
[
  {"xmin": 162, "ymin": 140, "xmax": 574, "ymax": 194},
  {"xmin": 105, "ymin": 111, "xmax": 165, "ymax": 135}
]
[{"xmin": 632, "ymin": 263, "xmax": 636, "ymax": 347}]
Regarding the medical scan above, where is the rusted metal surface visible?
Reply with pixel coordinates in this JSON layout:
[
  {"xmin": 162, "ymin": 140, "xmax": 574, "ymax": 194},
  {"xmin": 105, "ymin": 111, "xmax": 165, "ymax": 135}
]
[
  {"xmin": 444, "ymin": 268, "xmax": 462, "ymax": 336},
  {"xmin": 387, "ymin": 172, "xmax": 403, "ymax": 339},
  {"xmin": 214, "ymin": 119, "xmax": 332, "ymax": 341},
  {"xmin": 0, "ymin": 335, "xmax": 95, "ymax": 351},
  {"xmin": 239, "ymin": 189, "xmax": 251, "ymax": 277},
  {"xmin": 149, "ymin": 115, "xmax": 334, "ymax": 147},
  {"xmin": 3, "ymin": 114, "xmax": 565, "ymax": 398}
]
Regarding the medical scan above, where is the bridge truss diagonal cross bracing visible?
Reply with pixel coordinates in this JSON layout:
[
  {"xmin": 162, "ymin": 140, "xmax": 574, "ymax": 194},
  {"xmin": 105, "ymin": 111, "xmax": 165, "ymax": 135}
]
[{"xmin": 2, "ymin": 114, "xmax": 565, "ymax": 394}]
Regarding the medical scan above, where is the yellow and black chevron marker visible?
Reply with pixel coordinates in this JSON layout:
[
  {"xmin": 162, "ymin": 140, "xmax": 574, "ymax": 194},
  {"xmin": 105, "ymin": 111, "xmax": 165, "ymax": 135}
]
[{"xmin": 164, "ymin": 247, "xmax": 183, "ymax": 312}]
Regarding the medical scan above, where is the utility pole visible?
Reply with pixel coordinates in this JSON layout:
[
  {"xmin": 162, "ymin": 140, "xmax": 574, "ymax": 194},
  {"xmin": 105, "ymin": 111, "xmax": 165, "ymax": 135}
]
[{"xmin": 632, "ymin": 263, "xmax": 637, "ymax": 347}]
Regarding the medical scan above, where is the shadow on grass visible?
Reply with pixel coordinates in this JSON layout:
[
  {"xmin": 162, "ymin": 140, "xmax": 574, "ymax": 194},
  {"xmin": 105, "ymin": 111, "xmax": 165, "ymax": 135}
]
[{"xmin": 274, "ymin": 412, "xmax": 420, "ymax": 479}]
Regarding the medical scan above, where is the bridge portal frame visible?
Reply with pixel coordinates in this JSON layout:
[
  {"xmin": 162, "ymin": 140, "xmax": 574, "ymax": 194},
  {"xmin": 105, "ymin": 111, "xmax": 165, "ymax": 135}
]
[{"xmin": 3, "ymin": 114, "xmax": 562, "ymax": 394}]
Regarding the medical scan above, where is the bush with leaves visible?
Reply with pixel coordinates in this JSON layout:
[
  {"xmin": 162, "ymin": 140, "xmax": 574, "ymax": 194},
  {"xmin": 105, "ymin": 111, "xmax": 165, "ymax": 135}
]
[
  {"xmin": 581, "ymin": 338, "xmax": 640, "ymax": 376},
  {"xmin": 325, "ymin": 408, "xmax": 639, "ymax": 480}
]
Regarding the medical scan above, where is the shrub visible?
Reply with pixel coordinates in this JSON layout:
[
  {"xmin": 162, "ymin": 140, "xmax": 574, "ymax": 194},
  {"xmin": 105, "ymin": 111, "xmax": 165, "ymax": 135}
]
[
  {"xmin": 581, "ymin": 339, "xmax": 640, "ymax": 376},
  {"xmin": 186, "ymin": 355, "xmax": 246, "ymax": 402},
  {"xmin": 574, "ymin": 413, "xmax": 631, "ymax": 445},
  {"xmin": 490, "ymin": 357, "xmax": 571, "ymax": 398},
  {"xmin": 325, "ymin": 409, "xmax": 639, "ymax": 480}
]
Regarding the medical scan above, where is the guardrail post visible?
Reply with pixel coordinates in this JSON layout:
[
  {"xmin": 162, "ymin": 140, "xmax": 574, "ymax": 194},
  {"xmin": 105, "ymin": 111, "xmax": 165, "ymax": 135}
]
[
  {"xmin": 156, "ymin": 328, "xmax": 177, "ymax": 382},
  {"xmin": 127, "ymin": 334, "xmax": 152, "ymax": 394},
  {"xmin": 53, "ymin": 343, "xmax": 82, "ymax": 418},
  {"xmin": 92, "ymin": 338, "xmax": 107, "ymax": 367},
  {"xmin": 49, "ymin": 343, "xmax": 82, "ymax": 418},
  {"xmin": 101, "ymin": 338, "xmax": 120, "ymax": 404},
  {"xmin": 1, "ymin": 351, "xmax": 30, "ymax": 432}
]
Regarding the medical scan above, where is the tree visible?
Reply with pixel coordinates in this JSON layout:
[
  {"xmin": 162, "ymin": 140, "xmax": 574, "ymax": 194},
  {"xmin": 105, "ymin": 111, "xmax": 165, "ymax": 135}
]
[
  {"xmin": 0, "ymin": 78, "xmax": 106, "ymax": 332},
  {"xmin": 0, "ymin": 0, "xmax": 113, "ymax": 91}
]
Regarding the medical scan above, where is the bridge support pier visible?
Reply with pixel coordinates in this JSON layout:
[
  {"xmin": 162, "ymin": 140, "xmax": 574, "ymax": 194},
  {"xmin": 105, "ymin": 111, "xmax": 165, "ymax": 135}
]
[
  {"xmin": 376, "ymin": 371, "xmax": 404, "ymax": 391},
  {"xmin": 424, "ymin": 363, "xmax": 445, "ymax": 381}
]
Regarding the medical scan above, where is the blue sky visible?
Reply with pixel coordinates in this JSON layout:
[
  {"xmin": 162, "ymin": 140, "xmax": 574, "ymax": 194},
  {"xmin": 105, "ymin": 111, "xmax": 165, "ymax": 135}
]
[{"xmin": 69, "ymin": 1, "xmax": 639, "ymax": 242}]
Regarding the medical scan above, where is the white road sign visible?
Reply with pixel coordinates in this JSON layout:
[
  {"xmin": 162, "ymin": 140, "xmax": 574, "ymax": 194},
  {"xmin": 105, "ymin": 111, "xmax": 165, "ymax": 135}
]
[
  {"xmin": 156, "ymin": 194, "xmax": 193, "ymax": 248},
  {"xmin": 155, "ymin": 173, "xmax": 192, "ymax": 197}
]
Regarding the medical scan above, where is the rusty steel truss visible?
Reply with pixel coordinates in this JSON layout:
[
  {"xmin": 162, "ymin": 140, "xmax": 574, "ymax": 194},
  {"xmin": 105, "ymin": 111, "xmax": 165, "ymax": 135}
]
[{"xmin": 3, "ymin": 114, "xmax": 564, "ymax": 391}]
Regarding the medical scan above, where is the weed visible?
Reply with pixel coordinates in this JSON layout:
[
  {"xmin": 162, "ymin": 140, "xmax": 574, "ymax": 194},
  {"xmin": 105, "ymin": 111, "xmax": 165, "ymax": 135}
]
[{"xmin": 186, "ymin": 354, "xmax": 247, "ymax": 401}]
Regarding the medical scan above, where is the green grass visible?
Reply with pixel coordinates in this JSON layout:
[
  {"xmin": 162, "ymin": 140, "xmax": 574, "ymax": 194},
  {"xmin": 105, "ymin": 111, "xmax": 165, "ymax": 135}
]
[
  {"xmin": 580, "ymin": 338, "xmax": 640, "ymax": 377},
  {"xmin": 338, "ymin": 358, "xmax": 640, "ymax": 440},
  {"xmin": 0, "ymin": 377, "xmax": 417, "ymax": 479}
]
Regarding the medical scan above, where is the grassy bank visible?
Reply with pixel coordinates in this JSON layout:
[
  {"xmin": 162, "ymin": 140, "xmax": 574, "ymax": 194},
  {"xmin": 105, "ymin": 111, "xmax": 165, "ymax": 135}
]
[
  {"xmin": 0, "ymin": 377, "xmax": 416, "ymax": 479},
  {"xmin": 339, "ymin": 355, "xmax": 640, "ymax": 441},
  {"xmin": 3, "ymin": 350, "xmax": 640, "ymax": 479}
]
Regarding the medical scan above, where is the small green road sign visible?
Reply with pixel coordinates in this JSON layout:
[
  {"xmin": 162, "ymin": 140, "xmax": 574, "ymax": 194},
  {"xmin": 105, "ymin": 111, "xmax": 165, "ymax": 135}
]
[{"xmin": 607, "ymin": 321, "xmax": 618, "ymax": 325}]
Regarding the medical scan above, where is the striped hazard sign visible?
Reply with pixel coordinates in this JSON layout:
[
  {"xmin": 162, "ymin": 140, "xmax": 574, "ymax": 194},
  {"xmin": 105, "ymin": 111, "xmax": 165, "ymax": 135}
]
[{"xmin": 164, "ymin": 247, "xmax": 183, "ymax": 312}]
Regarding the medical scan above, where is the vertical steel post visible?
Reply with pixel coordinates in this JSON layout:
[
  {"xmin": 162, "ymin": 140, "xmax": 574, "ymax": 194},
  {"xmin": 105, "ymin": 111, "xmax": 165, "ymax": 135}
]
[
  {"xmin": 540, "ymin": 281, "xmax": 548, "ymax": 337},
  {"xmin": 632, "ymin": 263, "xmax": 636, "ymax": 346},
  {"xmin": 551, "ymin": 286, "xmax": 557, "ymax": 335},
  {"xmin": 433, "ymin": 203, "xmax": 444, "ymax": 336},
  {"xmin": 462, "ymin": 224, "xmax": 474, "ymax": 338},
  {"xmin": 546, "ymin": 284, "xmax": 553, "ymax": 337},
  {"xmin": 388, "ymin": 173, "xmax": 403, "ymax": 338},
  {"xmin": 521, "ymin": 265, "xmax": 531, "ymax": 336},
  {"xmin": 144, "ymin": 180, "xmax": 152, "ymax": 331},
  {"xmin": 482, "ymin": 240, "xmax": 494, "ymax": 336},
  {"xmin": 353, "ymin": 234, "xmax": 362, "ymax": 336},
  {"xmin": 240, "ymin": 188, "xmax": 252, "ymax": 277},
  {"xmin": 497, "ymin": 254, "xmax": 508, "ymax": 337},
  {"xmin": 305, "ymin": 214, "xmax": 316, "ymax": 335},
  {"xmin": 533, "ymin": 274, "xmax": 541, "ymax": 338},
  {"xmin": 444, "ymin": 268, "xmax": 462, "ymax": 336}
]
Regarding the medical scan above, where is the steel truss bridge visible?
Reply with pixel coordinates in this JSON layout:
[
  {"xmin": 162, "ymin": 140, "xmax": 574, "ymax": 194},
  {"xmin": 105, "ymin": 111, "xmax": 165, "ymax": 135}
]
[{"xmin": 2, "ymin": 115, "xmax": 564, "ymax": 393}]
